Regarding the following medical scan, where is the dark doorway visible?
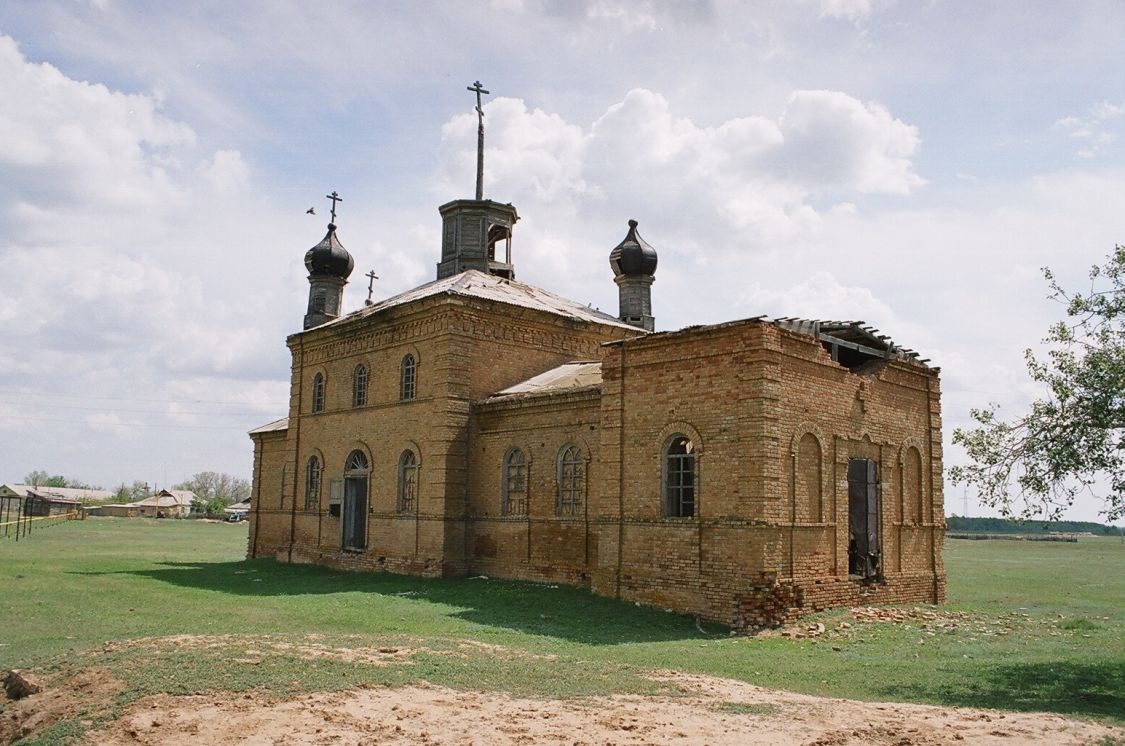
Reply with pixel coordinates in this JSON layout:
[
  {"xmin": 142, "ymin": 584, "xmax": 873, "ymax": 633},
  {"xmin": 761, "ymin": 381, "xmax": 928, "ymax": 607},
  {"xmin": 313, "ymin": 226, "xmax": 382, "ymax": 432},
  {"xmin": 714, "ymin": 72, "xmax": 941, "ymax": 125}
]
[
  {"xmin": 343, "ymin": 450, "xmax": 369, "ymax": 551},
  {"xmin": 847, "ymin": 458, "xmax": 881, "ymax": 579}
]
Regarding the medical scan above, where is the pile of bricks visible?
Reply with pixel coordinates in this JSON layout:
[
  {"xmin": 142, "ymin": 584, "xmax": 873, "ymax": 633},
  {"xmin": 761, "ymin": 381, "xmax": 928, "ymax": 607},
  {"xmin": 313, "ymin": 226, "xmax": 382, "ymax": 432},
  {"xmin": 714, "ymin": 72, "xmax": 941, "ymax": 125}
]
[
  {"xmin": 849, "ymin": 605, "xmax": 958, "ymax": 624},
  {"xmin": 733, "ymin": 581, "xmax": 805, "ymax": 631}
]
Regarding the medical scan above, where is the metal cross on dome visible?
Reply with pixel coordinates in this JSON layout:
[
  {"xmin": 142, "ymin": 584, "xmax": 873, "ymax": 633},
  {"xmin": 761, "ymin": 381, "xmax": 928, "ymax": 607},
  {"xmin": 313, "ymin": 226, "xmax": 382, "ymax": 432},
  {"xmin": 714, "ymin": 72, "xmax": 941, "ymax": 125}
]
[{"xmin": 325, "ymin": 191, "xmax": 343, "ymax": 224}]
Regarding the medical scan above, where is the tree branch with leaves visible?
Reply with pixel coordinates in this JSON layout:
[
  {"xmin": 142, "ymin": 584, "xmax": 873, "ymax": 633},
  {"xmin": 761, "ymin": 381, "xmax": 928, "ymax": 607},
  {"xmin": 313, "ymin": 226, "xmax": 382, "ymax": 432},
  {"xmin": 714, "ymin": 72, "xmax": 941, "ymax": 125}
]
[{"xmin": 951, "ymin": 245, "xmax": 1125, "ymax": 521}]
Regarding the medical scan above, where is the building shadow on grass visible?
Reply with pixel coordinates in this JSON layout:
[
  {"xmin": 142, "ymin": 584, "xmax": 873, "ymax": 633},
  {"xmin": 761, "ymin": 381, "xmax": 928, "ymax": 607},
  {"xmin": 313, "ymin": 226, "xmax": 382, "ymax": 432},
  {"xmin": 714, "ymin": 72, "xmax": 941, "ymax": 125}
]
[
  {"xmin": 71, "ymin": 558, "xmax": 723, "ymax": 645},
  {"xmin": 883, "ymin": 660, "xmax": 1125, "ymax": 721}
]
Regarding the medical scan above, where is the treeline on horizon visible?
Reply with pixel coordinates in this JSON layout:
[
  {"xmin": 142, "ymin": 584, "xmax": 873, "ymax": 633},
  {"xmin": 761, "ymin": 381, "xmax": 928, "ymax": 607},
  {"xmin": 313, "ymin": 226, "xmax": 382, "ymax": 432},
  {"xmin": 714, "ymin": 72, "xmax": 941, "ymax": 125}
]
[{"xmin": 947, "ymin": 515, "xmax": 1121, "ymax": 534}]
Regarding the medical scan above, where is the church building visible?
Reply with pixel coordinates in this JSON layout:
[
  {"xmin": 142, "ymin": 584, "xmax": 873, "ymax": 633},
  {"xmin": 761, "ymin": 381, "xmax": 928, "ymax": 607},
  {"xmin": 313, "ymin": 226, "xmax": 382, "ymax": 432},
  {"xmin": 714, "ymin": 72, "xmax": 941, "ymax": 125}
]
[{"xmin": 248, "ymin": 95, "xmax": 944, "ymax": 629}]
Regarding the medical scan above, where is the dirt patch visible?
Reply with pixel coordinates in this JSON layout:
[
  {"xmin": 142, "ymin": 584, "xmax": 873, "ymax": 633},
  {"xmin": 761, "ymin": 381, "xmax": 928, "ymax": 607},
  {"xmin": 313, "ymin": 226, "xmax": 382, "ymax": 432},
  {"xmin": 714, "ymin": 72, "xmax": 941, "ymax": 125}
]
[
  {"xmin": 0, "ymin": 666, "xmax": 125, "ymax": 744},
  {"xmin": 99, "ymin": 634, "xmax": 417, "ymax": 666},
  {"xmin": 7, "ymin": 637, "xmax": 1122, "ymax": 744},
  {"xmin": 67, "ymin": 671, "xmax": 1124, "ymax": 745}
]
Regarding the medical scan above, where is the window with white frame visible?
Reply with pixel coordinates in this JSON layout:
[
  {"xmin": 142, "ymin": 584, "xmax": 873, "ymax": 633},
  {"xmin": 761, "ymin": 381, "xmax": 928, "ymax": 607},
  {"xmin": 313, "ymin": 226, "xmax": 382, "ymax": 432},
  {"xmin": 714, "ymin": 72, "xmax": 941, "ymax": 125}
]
[
  {"xmin": 305, "ymin": 455, "xmax": 321, "ymax": 511},
  {"xmin": 353, "ymin": 364, "xmax": 367, "ymax": 407},
  {"xmin": 663, "ymin": 435, "xmax": 696, "ymax": 518},
  {"xmin": 312, "ymin": 373, "xmax": 325, "ymax": 413}
]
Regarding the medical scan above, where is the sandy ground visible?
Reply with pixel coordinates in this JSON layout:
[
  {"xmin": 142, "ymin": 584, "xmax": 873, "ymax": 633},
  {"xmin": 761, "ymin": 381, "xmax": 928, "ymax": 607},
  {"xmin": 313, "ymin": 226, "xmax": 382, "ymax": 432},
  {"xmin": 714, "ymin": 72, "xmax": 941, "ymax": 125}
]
[{"xmin": 6, "ymin": 667, "xmax": 1121, "ymax": 746}]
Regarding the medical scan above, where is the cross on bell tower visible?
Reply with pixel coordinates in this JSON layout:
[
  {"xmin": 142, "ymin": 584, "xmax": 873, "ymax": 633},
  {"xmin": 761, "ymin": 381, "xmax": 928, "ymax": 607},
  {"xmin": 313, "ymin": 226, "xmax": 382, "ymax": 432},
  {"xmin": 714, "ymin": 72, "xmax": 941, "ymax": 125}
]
[
  {"xmin": 467, "ymin": 80, "xmax": 489, "ymax": 200},
  {"xmin": 435, "ymin": 81, "xmax": 519, "ymax": 281}
]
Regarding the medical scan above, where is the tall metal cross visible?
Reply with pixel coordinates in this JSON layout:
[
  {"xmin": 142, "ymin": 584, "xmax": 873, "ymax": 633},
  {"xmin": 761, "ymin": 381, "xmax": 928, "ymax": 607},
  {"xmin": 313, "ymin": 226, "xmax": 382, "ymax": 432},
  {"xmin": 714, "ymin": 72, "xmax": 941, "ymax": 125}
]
[
  {"xmin": 325, "ymin": 190, "xmax": 343, "ymax": 224},
  {"xmin": 467, "ymin": 80, "xmax": 490, "ymax": 200},
  {"xmin": 365, "ymin": 270, "xmax": 379, "ymax": 304}
]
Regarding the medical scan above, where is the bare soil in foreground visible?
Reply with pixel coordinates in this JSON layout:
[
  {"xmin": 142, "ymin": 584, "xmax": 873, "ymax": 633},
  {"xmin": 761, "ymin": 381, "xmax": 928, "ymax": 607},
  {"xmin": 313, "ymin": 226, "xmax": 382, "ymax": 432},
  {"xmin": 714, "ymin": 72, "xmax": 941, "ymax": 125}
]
[{"xmin": 5, "ymin": 663, "xmax": 1123, "ymax": 746}]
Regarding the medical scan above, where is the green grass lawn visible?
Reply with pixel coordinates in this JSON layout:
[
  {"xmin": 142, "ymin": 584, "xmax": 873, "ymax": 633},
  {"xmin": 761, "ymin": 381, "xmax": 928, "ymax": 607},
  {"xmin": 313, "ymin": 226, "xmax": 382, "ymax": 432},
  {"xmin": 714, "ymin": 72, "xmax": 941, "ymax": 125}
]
[{"xmin": 2, "ymin": 518, "xmax": 1122, "ymax": 738}]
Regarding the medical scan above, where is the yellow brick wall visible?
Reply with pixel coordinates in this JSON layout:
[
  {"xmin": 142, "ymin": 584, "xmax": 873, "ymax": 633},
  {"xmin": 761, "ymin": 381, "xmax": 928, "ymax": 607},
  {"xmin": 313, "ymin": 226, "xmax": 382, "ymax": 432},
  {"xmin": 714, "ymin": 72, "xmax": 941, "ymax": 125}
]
[{"xmin": 250, "ymin": 302, "xmax": 944, "ymax": 629}]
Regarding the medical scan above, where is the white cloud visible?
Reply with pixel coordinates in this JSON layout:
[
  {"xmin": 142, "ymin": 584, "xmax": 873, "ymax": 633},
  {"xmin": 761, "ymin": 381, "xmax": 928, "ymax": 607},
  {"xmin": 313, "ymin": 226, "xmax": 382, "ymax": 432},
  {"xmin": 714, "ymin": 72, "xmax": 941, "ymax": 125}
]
[
  {"xmin": 737, "ymin": 270, "xmax": 900, "ymax": 327},
  {"xmin": 200, "ymin": 150, "xmax": 250, "ymax": 194},
  {"xmin": 774, "ymin": 90, "xmax": 923, "ymax": 195},
  {"xmin": 817, "ymin": 0, "xmax": 874, "ymax": 21},
  {"xmin": 0, "ymin": 35, "xmax": 194, "ymax": 217},
  {"xmin": 1055, "ymin": 100, "xmax": 1125, "ymax": 158},
  {"xmin": 439, "ymin": 87, "xmax": 923, "ymax": 256}
]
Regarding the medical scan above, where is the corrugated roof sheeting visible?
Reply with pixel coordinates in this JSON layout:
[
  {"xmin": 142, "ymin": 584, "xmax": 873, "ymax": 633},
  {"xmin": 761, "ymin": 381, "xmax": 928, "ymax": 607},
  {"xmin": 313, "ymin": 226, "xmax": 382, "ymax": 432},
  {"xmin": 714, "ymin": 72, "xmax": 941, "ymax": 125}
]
[
  {"xmin": 320, "ymin": 270, "xmax": 637, "ymax": 331},
  {"xmin": 491, "ymin": 361, "xmax": 602, "ymax": 397}
]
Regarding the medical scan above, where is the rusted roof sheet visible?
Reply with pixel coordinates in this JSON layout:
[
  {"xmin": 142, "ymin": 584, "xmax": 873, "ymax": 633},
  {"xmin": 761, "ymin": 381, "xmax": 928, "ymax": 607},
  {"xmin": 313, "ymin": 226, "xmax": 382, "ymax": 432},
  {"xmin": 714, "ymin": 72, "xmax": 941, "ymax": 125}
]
[
  {"xmin": 318, "ymin": 270, "xmax": 638, "ymax": 331},
  {"xmin": 491, "ymin": 361, "xmax": 602, "ymax": 398},
  {"xmin": 249, "ymin": 417, "xmax": 288, "ymax": 434}
]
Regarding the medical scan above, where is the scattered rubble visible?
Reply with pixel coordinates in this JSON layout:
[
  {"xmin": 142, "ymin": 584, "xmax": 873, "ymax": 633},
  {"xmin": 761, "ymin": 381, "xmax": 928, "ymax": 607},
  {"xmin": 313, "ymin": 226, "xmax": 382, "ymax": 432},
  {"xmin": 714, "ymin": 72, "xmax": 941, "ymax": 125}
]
[
  {"xmin": 770, "ymin": 606, "xmax": 1084, "ymax": 642},
  {"xmin": 4, "ymin": 669, "xmax": 41, "ymax": 700}
]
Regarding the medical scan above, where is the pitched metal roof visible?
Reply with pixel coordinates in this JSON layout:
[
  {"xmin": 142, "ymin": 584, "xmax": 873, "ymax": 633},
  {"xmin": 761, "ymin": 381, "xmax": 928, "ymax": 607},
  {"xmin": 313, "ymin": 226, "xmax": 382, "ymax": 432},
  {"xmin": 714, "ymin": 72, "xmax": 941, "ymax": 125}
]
[
  {"xmin": 316, "ymin": 270, "xmax": 638, "ymax": 332},
  {"xmin": 490, "ymin": 361, "xmax": 602, "ymax": 398},
  {"xmin": 7, "ymin": 485, "xmax": 114, "ymax": 502},
  {"xmin": 249, "ymin": 417, "xmax": 289, "ymax": 435},
  {"xmin": 155, "ymin": 489, "xmax": 196, "ymax": 505},
  {"xmin": 131, "ymin": 494, "xmax": 190, "ymax": 508}
]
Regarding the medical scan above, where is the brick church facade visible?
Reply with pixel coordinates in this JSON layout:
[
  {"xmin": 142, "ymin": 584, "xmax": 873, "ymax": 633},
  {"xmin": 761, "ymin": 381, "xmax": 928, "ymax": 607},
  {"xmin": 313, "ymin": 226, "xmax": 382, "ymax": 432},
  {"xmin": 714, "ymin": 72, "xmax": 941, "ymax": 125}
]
[{"xmin": 248, "ymin": 188, "xmax": 945, "ymax": 629}]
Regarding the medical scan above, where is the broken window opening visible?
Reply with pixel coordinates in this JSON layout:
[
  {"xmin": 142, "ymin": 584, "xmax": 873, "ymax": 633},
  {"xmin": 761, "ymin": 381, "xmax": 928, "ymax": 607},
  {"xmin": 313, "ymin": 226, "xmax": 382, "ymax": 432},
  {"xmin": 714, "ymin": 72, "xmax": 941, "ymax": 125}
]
[
  {"xmin": 847, "ymin": 458, "xmax": 881, "ymax": 580},
  {"xmin": 663, "ymin": 435, "xmax": 696, "ymax": 518}
]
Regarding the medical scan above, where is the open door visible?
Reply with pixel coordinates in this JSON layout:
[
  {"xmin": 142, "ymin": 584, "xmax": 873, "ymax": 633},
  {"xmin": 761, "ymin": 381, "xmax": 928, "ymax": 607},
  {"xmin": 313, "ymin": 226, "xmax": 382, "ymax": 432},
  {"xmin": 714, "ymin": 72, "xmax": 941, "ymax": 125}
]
[
  {"xmin": 847, "ymin": 458, "xmax": 881, "ymax": 579},
  {"xmin": 342, "ymin": 450, "xmax": 369, "ymax": 551}
]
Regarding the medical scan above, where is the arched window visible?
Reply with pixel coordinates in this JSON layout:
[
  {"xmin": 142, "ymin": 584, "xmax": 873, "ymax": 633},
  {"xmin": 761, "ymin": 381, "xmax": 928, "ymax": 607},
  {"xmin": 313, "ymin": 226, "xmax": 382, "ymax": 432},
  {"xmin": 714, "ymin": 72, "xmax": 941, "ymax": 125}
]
[
  {"xmin": 305, "ymin": 456, "xmax": 321, "ymax": 511},
  {"xmin": 312, "ymin": 291, "xmax": 326, "ymax": 313},
  {"xmin": 502, "ymin": 448, "xmax": 527, "ymax": 516},
  {"xmin": 311, "ymin": 373, "xmax": 325, "ymax": 413},
  {"xmin": 346, "ymin": 450, "xmax": 369, "ymax": 473},
  {"xmin": 663, "ymin": 435, "xmax": 696, "ymax": 518},
  {"xmin": 353, "ymin": 364, "xmax": 367, "ymax": 407},
  {"xmin": 398, "ymin": 450, "xmax": 419, "ymax": 513},
  {"xmin": 400, "ymin": 354, "xmax": 416, "ymax": 401},
  {"xmin": 556, "ymin": 445, "xmax": 584, "ymax": 516}
]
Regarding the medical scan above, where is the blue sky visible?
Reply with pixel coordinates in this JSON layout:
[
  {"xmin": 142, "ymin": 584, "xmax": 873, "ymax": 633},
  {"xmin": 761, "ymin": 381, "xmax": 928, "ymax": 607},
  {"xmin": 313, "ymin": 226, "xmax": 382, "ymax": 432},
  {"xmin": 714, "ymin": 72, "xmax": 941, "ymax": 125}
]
[{"xmin": 1, "ymin": 1, "xmax": 1124, "ymax": 522}]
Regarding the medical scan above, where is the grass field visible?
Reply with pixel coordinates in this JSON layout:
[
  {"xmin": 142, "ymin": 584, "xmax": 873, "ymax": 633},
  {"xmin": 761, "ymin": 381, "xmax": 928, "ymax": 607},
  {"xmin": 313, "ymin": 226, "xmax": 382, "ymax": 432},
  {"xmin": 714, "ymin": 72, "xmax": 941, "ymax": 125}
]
[{"xmin": 1, "ymin": 518, "xmax": 1122, "ymax": 740}]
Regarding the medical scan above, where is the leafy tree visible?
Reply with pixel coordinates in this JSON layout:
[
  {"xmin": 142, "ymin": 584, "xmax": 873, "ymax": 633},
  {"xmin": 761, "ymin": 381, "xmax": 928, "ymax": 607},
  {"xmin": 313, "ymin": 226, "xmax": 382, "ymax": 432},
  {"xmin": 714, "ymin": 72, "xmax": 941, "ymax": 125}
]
[
  {"xmin": 951, "ymin": 246, "xmax": 1125, "ymax": 521},
  {"xmin": 113, "ymin": 480, "xmax": 150, "ymax": 503},
  {"xmin": 24, "ymin": 470, "xmax": 66, "ymax": 487},
  {"xmin": 24, "ymin": 470, "xmax": 100, "ymax": 489},
  {"xmin": 175, "ymin": 471, "xmax": 250, "ymax": 506}
]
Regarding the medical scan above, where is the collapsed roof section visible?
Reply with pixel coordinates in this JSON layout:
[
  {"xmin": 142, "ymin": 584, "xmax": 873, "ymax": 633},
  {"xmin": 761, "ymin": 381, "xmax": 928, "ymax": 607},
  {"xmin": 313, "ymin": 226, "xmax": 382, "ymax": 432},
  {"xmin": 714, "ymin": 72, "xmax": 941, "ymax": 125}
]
[{"xmin": 772, "ymin": 318, "xmax": 930, "ymax": 370}]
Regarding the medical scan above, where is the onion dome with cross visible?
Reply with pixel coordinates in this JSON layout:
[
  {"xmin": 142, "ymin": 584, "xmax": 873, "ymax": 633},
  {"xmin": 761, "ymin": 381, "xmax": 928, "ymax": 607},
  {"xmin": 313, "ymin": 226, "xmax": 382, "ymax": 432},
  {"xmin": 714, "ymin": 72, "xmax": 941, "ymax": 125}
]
[{"xmin": 304, "ymin": 191, "xmax": 354, "ymax": 280}]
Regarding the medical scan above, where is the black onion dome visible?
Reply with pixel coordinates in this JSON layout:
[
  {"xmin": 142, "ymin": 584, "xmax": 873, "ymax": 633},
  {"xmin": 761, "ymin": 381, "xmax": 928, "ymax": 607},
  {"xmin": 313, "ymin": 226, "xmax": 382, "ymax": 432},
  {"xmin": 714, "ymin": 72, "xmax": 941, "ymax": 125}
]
[
  {"xmin": 304, "ymin": 223, "xmax": 354, "ymax": 279},
  {"xmin": 609, "ymin": 219, "xmax": 658, "ymax": 278}
]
